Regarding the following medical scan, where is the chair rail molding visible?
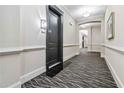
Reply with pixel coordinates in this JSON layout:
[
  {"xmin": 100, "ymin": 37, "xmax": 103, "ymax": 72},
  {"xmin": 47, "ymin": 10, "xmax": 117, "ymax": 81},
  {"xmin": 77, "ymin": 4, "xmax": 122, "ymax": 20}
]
[
  {"xmin": 63, "ymin": 44, "xmax": 79, "ymax": 47},
  {"xmin": 0, "ymin": 46, "xmax": 46, "ymax": 56},
  {"xmin": 103, "ymin": 44, "xmax": 124, "ymax": 54}
]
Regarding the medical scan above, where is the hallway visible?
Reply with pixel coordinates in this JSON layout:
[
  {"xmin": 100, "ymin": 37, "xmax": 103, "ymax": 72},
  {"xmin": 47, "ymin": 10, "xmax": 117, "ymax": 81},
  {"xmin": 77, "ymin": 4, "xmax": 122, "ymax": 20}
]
[
  {"xmin": 22, "ymin": 50, "xmax": 117, "ymax": 88},
  {"xmin": 1, "ymin": 5, "xmax": 124, "ymax": 88}
]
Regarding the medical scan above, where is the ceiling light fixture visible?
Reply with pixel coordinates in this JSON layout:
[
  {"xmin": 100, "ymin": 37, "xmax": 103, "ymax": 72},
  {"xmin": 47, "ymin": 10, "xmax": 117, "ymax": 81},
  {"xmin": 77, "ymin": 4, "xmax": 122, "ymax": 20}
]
[
  {"xmin": 82, "ymin": 6, "xmax": 95, "ymax": 17},
  {"xmin": 83, "ymin": 11, "xmax": 90, "ymax": 17}
]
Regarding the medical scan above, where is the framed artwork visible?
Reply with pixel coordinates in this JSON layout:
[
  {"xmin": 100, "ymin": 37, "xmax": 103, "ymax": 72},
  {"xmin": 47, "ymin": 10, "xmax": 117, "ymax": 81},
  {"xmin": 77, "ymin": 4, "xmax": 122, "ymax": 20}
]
[{"xmin": 107, "ymin": 12, "xmax": 115, "ymax": 40}]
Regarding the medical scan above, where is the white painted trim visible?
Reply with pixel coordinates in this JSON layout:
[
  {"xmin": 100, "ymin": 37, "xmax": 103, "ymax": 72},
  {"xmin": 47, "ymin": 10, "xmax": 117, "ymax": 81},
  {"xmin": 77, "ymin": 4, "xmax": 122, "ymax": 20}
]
[
  {"xmin": 78, "ymin": 15, "xmax": 104, "ymax": 25},
  {"xmin": 20, "ymin": 66, "xmax": 46, "ymax": 84},
  {"xmin": 64, "ymin": 44, "xmax": 79, "ymax": 47},
  {"xmin": 103, "ymin": 44, "xmax": 124, "ymax": 54},
  {"xmin": 23, "ymin": 46, "xmax": 46, "ymax": 52},
  {"xmin": 104, "ymin": 56, "xmax": 124, "ymax": 88},
  {"xmin": 8, "ymin": 66, "xmax": 46, "ymax": 87},
  {"xmin": 7, "ymin": 81, "xmax": 21, "ymax": 88},
  {"xmin": 0, "ymin": 46, "xmax": 46, "ymax": 56},
  {"xmin": 0, "ymin": 48, "xmax": 22, "ymax": 56},
  {"xmin": 0, "ymin": 44, "xmax": 80, "ymax": 55}
]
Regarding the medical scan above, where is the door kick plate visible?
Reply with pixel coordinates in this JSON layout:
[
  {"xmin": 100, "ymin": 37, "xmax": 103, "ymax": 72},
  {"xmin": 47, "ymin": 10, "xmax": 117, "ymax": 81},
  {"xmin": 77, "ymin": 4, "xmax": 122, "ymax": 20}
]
[{"xmin": 49, "ymin": 62, "xmax": 61, "ymax": 69}]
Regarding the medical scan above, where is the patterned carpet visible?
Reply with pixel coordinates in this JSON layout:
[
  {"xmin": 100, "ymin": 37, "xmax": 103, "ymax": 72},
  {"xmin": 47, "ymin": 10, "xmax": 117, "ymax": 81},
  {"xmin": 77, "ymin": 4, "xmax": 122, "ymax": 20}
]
[{"xmin": 21, "ymin": 49, "xmax": 117, "ymax": 88}]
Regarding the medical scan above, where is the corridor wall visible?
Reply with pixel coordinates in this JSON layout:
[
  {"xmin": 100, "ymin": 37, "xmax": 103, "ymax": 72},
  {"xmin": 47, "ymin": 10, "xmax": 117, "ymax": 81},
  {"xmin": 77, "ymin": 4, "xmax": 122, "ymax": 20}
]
[
  {"xmin": 104, "ymin": 6, "xmax": 124, "ymax": 87},
  {"xmin": 0, "ymin": 6, "xmax": 21, "ymax": 88},
  {"xmin": 0, "ymin": 5, "xmax": 79, "ymax": 87},
  {"xmin": 87, "ymin": 25, "xmax": 101, "ymax": 52}
]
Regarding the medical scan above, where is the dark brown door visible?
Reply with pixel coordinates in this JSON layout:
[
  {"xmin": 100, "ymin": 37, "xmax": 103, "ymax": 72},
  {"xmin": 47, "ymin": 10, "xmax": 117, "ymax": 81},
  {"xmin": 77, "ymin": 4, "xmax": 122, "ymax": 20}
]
[{"xmin": 46, "ymin": 6, "xmax": 63, "ymax": 77}]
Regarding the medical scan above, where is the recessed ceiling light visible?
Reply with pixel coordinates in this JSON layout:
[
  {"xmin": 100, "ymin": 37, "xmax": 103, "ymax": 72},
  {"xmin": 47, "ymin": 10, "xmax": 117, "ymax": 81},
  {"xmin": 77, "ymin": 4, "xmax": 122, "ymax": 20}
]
[
  {"xmin": 83, "ymin": 11, "xmax": 90, "ymax": 17},
  {"xmin": 82, "ymin": 9, "xmax": 90, "ymax": 17},
  {"xmin": 82, "ymin": 6, "xmax": 96, "ymax": 17}
]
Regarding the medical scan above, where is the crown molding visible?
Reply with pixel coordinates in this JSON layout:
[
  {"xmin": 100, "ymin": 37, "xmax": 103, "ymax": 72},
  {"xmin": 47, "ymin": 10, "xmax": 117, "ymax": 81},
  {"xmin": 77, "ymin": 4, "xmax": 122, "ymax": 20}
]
[
  {"xmin": 78, "ymin": 15, "xmax": 104, "ymax": 25},
  {"xmin": 60, "ymin": 6, "xmax": 77, "ymax": 22}
]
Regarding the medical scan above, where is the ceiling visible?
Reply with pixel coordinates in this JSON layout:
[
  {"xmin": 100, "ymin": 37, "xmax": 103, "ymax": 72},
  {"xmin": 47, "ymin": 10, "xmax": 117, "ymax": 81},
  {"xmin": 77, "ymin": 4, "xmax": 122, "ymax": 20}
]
[
  {"xmin": 64, "ymin": 5, "xmax": 107, "ymax": 23},
  {"xmin": 79, "ymin": 22, "xmax": 101, "ymax": 29}
]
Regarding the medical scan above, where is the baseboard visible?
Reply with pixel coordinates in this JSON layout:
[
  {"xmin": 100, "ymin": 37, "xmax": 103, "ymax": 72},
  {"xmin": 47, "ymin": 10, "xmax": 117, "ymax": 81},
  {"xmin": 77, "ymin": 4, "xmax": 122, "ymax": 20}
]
[
  {"xmin": 63, "ymin": 54, "xmax": 76, "ymax": 62},
  {"xmin": 7, "ymin": 81, "xmax": 21, "ymax": 88},
  {"xmin": 21, "ymin": 66, "xmax": 46, "ymax": 84},
  {"xmin": 104, "ymin": 56, "xmax": 124, "ymax": 88},
  {"xmin": 75, "ymin": 52, "xmax": 80, "ymax": 55}
]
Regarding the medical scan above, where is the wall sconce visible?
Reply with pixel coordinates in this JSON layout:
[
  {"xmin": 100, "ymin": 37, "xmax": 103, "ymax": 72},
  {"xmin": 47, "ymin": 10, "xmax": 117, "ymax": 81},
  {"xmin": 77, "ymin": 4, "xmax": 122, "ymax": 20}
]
[{"xmin": 40, "ymin": 19, "xmax": 47, "ymax": 33}]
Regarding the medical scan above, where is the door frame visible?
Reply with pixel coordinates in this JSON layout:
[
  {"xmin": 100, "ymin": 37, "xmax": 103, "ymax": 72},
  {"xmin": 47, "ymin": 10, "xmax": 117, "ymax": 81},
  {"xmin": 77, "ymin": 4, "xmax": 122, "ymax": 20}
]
[{"xmin": 46, "ymin": 5, "xmax": 63, "ymax": 75}]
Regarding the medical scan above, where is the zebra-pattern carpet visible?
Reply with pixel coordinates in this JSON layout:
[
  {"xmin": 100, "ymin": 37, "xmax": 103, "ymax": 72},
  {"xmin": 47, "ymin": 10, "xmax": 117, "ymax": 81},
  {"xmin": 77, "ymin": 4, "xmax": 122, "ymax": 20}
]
[{"xmin": 21, "ymin": 50, "xmax": 117, "ymax": 88}]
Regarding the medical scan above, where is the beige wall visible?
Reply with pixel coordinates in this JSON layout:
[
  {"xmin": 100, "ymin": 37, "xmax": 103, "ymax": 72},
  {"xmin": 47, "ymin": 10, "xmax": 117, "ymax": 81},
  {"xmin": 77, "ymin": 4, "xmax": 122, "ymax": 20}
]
[
  {"xmin": 0, "ymin": 6, "xmax": 21, "ymax": 88},
  {"xmin": 20, "ymin": 6, "xmax": 46, "ymax": 81},
  {"xmin": 58, "ymin": 6, "xmax": 80, "ymax": 61},
  {"xmin": 88, "ymin": 25, "xmax": 101, "ymax": 52},
  {"xmin": 0, "ymin": 5, "xmax": 79, "ymax": 87},
  {"xmin": 104, "ymin": 6, "xmax": 124, "ymax": 87},
  {"xmin": 0, "ymin": 6, "xmax": 20, "ymax": 48}
]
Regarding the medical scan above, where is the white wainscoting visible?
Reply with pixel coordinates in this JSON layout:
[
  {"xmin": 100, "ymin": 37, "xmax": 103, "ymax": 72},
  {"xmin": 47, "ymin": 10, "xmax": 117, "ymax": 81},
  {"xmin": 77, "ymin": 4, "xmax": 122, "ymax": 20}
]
[
  {"xmin": 103, "ymin": 44, "xmax": 124, "ymax": 54},
  {"xmin": 63, "ymin": 44, "xmax": 79, "ymax": 62},
  {"xmin": 105, "ymin": 55, "xmax": 124, "ymax": 88},
  {"xmin": 20, "ymin": 66, "xmax": 46, "ymax": 84},
  {"xmin": 103, "ymin": 44, "xmax": 124, "ymax": 88},
  {"xmin": 0, "ymin": 45, "xmax": 79, "ymax": 88},
  {"xmin": 0, "ymin": 46, "xmax": 46, "ymax": 88},
  {"xmin": 7, "ymin": 81, "xmax": 21, "ymax": 88}
]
